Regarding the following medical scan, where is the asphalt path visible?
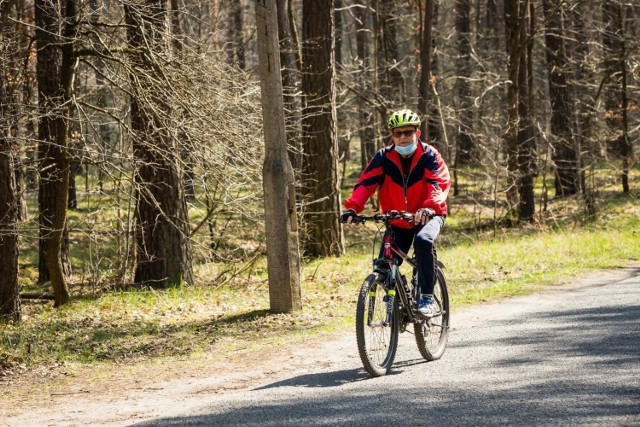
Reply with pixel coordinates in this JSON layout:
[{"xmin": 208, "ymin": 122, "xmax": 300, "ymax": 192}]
[{"xmin": 136, "ymin": 266, "xmax": 640, "ymax": 427}]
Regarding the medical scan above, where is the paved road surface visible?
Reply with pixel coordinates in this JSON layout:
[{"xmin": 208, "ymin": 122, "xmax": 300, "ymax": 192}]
[{"xmin": 136, "ymin": 266, "xmax": 640, "ymax": 426}]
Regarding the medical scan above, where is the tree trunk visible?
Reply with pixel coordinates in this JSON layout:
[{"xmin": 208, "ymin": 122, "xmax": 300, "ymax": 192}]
[
  {"xmin": 567, "ymin": 0, "xmax": 596, "ymax": 217},
  {"xmin": 67, "ymin": 161, "xmax": 79, "ymax": 209},
  {"xmin": 0, "ymin": 23, "xmax": 21, "ymax": 321},
  {"xmin": 504, "ymin": 0, "xmax": 522, "ymax": 220},
  {"xmin": 301, "ymin": 0, "xmax": 343, "ymax": 257},
  {"xmin": 35, "ymin": 0, "xmax": 75, "ymax": 305},
  {"xmin": 334, "ymin": 0, "xmax": 350, "ymax": 161},
  {"xmin": 542, "ymin": 0, "xmax": 579, "ymax": 197},
  {"xmin": 418, "ymin": 0, "xmax": 435, "ymax": 139},
  {"xmin": 355, "ymin": 0, "xmax": 376, "ymax": 171},
  {"xmin": 516, "ymin": 0, "xmax": 535, "ymax": 221},
  {"xmin": 286, "ymin": 0, "xmax": 302, "ymax": 72},
  {"xmin": 4, "ymin": 0, "xmax": 30, "ymax": 222},
  {"xmin": 255, "ymin": 0, "xmax": 302, "ymax": 313},
  {"xmin": 377, "ymin": 0, "xmax": 403, "ymax": 106},
  {"xmin": 276, "ymin": 0, "xmax": 302, "ymax": 173},
  {"xmin": 125, "ymin": 0, "xmax": 194, "ymax": 287},
  {"xmin": 454, "ymin": 0, "xmax": 476, "ymax": 166},
  {"xmin": 602, "ymin": 0, "xmax": 631, "ymax": 193},
  {"xmin": 226, "ymin": 1, "xmax": 245, "ymax": 69},
  {"xmin": 0, "ymin": 145, "xmax": 20, "ymax": 321}
]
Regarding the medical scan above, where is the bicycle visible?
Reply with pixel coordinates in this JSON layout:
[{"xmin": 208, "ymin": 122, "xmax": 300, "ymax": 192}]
[{"xmin": 342, "ymin": 210, "xmax": 450, "ymax": 377}]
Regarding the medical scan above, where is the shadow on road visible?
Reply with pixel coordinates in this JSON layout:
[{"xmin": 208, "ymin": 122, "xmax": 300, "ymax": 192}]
[
  {"xmin": 252, "ymin": 357, "xmax": 427, "ymax": 390},
  {"xmin": 254, "ymin": 367, "xmax": 368, "ymax": 389},
  {"xmin": 135, "ymin": 276, "xmax": 640, "ymax": 427}
]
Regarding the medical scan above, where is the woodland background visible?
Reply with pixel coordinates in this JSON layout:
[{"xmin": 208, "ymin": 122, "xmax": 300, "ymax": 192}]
[{"xmin": 0, "ymin": 0, "xmax": 638, "ymax": 322}]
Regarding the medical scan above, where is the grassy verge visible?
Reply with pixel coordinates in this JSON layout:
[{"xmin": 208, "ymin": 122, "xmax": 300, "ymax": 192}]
[{"xmin": 1, "ymin": 179, "xmax": 639, "ymax": 379}]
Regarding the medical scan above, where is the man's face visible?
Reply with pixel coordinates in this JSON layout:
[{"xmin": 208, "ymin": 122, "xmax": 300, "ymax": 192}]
[{"xmin": 390, "ymin": 126, "xmax": 417, "ymax": 147}]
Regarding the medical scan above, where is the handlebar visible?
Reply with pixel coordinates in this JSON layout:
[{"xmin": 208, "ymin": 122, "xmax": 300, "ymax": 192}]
[{"xmin": 343, "ymin": 210, "xmax": 417, "ymax": 225}]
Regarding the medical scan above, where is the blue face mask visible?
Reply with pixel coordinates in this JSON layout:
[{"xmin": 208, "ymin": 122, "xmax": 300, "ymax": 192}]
[{"xmin": 395, "ymin": 142, "xmax": 417, "ymax": 156}]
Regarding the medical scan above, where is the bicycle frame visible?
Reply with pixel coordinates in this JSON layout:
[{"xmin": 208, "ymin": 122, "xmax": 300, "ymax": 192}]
[{"xmin": 373, "ymin": 225, "xmax": 420, "ymax": 326}]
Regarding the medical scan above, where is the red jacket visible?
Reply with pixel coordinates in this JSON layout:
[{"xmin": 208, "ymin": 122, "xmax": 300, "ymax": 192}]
[{"xmin": 344, "ymin": 140, "xmax": 450, "ymax": 229}]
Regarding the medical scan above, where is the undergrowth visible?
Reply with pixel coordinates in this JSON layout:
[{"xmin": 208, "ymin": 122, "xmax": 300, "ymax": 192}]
[{"xmin": 1, "ymin": 165, "xmax": 639, "ymax": 379}]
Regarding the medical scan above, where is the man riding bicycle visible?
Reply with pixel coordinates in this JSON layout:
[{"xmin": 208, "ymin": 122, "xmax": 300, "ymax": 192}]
[{"xmin": 341, "ymin": 109, "xmax": 451, "ymax": 317}]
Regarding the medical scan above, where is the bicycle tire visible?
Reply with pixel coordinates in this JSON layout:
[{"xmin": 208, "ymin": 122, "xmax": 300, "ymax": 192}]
[
  {"xmin": 414, "ymin": 267, "xmax": 450, "ymax": 361},
  {"xmin": 355, "ymin": 273, "xmax": 399, "ymax": 377}
]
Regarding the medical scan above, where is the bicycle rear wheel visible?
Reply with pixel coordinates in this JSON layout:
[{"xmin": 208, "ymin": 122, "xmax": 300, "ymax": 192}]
[
  {"xmin": 356, "ymin": 273, "xmax": 399, "ymax": 377},
  {"xmin": 414, "ymin": 267, "xmax": 450, "ymax": 360}
]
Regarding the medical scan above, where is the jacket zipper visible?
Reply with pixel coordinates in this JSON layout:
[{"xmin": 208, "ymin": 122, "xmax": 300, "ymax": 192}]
[
  {"xmin": 403, "ymin": 174, "xmax": 409, "ymax": 212},
  {"xmin": 402, "ymin": 159, "xmax": 413, "ymax": 212},
  {"xmin": 397, "ymin": 149, "xmax": 417, "ymax": 213}
]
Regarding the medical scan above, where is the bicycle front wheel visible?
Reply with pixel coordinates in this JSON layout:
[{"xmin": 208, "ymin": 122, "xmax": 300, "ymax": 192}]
[
  {"xmin": 356, "ymin": 273, "xmax": 399, "ymax": 377},
  {"xmin": 414, "ymin": 267, "xmax": 450, "ymax": 361}
]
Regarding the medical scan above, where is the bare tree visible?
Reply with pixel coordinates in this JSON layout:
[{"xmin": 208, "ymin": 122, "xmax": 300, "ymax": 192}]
[
  {"xmin": 125, "ymin": 0, "xmax": 194, "ymax": 287},
  {"xmin": 255, "ymin": 0, "xmax": 302, "ymax": 313},
  {"xmin": 35, "ymin": 0, "xmax": 78, "ymax": 305}
]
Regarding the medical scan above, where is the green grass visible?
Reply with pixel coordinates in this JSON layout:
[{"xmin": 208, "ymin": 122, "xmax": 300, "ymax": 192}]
[
  {"xmin": 447, "ymin": 224, "xmax": 639, "ymax": 305},
  {"xmin": 2, "ymin": 164, "xmax": 639, "ymax": 376}
]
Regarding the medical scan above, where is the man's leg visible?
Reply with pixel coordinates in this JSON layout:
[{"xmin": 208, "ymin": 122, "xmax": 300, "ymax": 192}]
[
  {"xmin": 413, "ymin": 216, "xmax": 445, "ymax": 294},
  {"xmin": 379, "ymin": 227, "xmax": 414, "ymax": 264}
]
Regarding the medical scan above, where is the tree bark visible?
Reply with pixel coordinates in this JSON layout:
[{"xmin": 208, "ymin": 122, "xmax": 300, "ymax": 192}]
[
  {"xmin": 377, "ymin": 0, "xmax": 403, "ymax": 106},
  {"xmin": 255, "ymin": 0, "xmax": 302, "ymax": 313},
  {"xmin": 301, "ymin": 0, "xmax": 343, "ymax": 257},
  {"xmin": 454, "ymin": 0, "xmax": 476, "ymax": 166},
  {"xmin": 418, "ymin": 0, "xmax": 435, "ymax": 139},
  {"xmin": 602, "ymin": 0, "xmax": 631, "ymax": 193},
  {"xmin": 276, "ymin": 0, "xmax": 302, "ymax": 173},
  {"xmin": 226, "ymin": 1, "xmax": 245, "ymax": 69},
  {"xmin": 35, "ymin": 0, "xmax": 75, "ymax": 305},
  {"xmin": 516, "ymin": 0, "xmax": 535, "ymax": 221},
  {"xmin": 125, "ymin": 0, "xmax": 194, "ymax": 287},
  {"xmin": 542, "ymin": 0, "xmax": 579, "ymax": 197},
  {"xmin": 0, "ymin": 143, "xmax": 20, "ymax": 321},
  {"xmin": 4, "ymin": 0, "xmax": 30, "ymax": 222},
  {"xmin": 354, "ymin": 0, "xmax": 376, "ymax": 171},
  {"xmin": 0, "ymin": 17, "xmax": 21, "ymax": 320},
  {"xmin": 504, "ymin": 0, "xmax": 522, "ymax": 220},
  {"xmin": 567, "ymin": 0, "xmax": 596, "ymax": 217}
]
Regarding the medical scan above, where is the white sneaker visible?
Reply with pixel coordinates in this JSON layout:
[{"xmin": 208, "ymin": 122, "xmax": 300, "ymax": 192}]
[{"xmin": 418, "ymin": 297, "xmax": 438, "ymax": 317}]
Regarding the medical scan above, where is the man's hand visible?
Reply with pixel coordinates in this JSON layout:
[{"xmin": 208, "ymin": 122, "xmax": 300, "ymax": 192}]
[
  {"xmin": 340, "ymin": 209, "xmax": 356, "ymax": 224},
  {"xmin": 414, "ymin": 208, "xmax": 435, "ymax": 225}
]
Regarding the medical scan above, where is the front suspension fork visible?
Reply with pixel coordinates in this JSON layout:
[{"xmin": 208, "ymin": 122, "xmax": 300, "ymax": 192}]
[{"xmin": 383, "ymin": 264, "xmax": 399, "ymax": 325}]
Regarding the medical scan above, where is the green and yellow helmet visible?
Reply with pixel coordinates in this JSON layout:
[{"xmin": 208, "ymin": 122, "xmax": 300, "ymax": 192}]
[{"xmin": 387, "ymin": 109, "xmax": 421, "ymax": 130}]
